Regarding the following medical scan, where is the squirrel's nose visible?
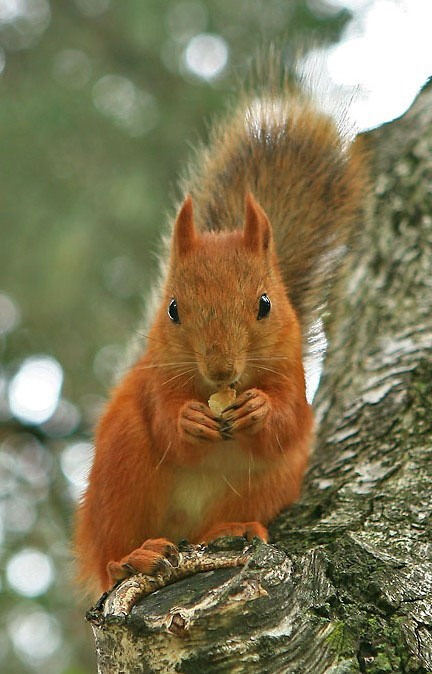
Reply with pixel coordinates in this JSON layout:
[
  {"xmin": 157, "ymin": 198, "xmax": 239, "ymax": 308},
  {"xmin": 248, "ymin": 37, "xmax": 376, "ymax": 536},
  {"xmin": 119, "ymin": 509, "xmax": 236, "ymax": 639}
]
[
  {"xmin": 208, "ymin": 365, "xmax": 236, "ymax": 384},
  {"xmin": 204, "ymin": 348, "xmax": 236, "ymax": 384}
]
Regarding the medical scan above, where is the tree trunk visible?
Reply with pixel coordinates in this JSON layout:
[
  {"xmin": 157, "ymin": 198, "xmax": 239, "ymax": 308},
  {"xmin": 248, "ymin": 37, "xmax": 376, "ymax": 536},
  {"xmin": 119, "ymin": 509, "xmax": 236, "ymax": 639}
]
[{"xmin": 86, "ymin": 84, "xmax": 432, "ymax": 674}]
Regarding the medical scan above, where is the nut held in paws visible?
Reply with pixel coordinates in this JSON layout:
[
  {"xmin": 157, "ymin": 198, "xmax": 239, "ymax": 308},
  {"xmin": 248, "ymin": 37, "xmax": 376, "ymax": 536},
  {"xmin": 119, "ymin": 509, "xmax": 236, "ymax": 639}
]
[{"xmin": 208, "ymin": 388, "xmax": 236, "ymax": 416}]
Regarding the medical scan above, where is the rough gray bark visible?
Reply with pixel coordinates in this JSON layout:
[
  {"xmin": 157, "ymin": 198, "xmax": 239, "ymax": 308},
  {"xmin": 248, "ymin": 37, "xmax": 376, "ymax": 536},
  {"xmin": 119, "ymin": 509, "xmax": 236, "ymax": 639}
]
[{"xmin": 86, "ymin": 84, "xmax": 432, "ymax": 674}]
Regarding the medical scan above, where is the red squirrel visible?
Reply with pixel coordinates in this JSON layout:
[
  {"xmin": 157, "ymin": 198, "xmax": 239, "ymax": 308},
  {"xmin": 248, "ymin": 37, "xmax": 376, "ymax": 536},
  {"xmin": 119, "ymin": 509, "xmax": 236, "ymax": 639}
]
[{"xmin": 74, "ymin": 71, "xmax": 368, "ymax": 595}]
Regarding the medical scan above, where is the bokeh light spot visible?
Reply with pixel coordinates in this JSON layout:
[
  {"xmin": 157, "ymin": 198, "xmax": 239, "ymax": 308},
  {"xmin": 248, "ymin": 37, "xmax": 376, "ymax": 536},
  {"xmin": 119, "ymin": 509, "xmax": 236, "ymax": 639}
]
[
  {"xmin": 40, "ymin": 398, "xmax": 81, "ymax": 437},
  {"xmin": 8, "ymin": 608, "xmax": 61, "ymax": 663},
  {"xmin": 8, "ymin": 356, "xmax": 63, "ymax": 425},
  {"xmin": 0, "ymin": 291, "xmax": 20, "ymax": 334},
  {"xmin": 6, "ymin": 548, "xmax": 54, "ymax": 597},
  {"xmin": 93, "ymin": 74, "xmax": 158, "ymax": 136},
  {"xmin": 73, "ymin": 0, "xmax": 110, "ymax": 17},
  {"xmin": 52, "ymin": 48, "xmax": 91, "ymax": 88},
  {"xmin": 93, "ymin": 344, "xmax": 122, "ymax": 386},
  {"xmin": 3, "ymin": 494, "xmax": 37, "ymax": 534},
  {"xmin": 103, "ymin": 254, "xmax": 138, "ymax": 299},
  {"xmin": 322, "ymin": 0, "xmax": 370, "ymax": 9},
  {"xmin": 61, "ymin": 441, "xmax": 94, "ymax": 500},
  {"xmin": 79, "ymin": 393, "xmax": 106, "ymax": 429},
  {"xmin": 184, "ymin": 33, "xmax": 229, "ymax": 80},
  {"xmin": 0, "ymin": 0, "xmax": 51, "ymax": 50},
  {"xmin": 0, "ymin": 448, "xmax": 18, "ymax": 497},
  {"xmin": 0, "ymin": 371, "xmax": 11, "ymax": 420},
  {"xmin": 166, "ymin": 1, "xmax": 208, "ymax": 43},
  {"xmin": 13, "ymin": 433, "xmax": 53, "ymax": 489},
  {"xmin": 0, "ymin": 0, "xmax": 30, "ymax": 22}
]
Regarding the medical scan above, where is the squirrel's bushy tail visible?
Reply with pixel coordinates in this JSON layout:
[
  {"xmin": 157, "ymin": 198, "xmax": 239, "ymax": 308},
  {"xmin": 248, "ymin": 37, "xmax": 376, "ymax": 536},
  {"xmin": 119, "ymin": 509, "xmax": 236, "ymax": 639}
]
[{"xmin": 180, "ymin": 58, "xmax": 369, "ymax": 343}]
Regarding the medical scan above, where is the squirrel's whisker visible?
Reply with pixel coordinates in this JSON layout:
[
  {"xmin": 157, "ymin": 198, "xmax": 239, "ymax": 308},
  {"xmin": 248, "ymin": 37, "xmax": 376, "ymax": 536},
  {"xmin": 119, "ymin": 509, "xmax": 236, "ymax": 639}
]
[
  {"xmin": 137, "ymin": 361, "xmax": 197, "ymax": 370},
  {"xmin": 180, "ymin": 372, "xmax": 196, "ymax": 389},
  {"xmin": 242, "ymin": 325, "xmax": 286, "ymax": 353},
  {"xmin": 154, "ymin": 442, "xmax": 172, "ymax": 472},
  {"xmin": 221, "ymin": 474, "xmax": 241, "ymax": 498},
  {"xmin": 249, "ymin": 364, "xmax": 290, "ymax": 381},
  {"xmin": 245, "ymin": 356, "xmax": 290, "ymax": 361},
  {"xmin": 136, "ymin": 331, "xmax": 201, "ymax": 358},
  {"xmin": 276, "ymin": 435, "xmax": 284, "ymax": 455},
  {"xmin": 161, "ymin": 368, "xmax": 197, "ymax": 387}
]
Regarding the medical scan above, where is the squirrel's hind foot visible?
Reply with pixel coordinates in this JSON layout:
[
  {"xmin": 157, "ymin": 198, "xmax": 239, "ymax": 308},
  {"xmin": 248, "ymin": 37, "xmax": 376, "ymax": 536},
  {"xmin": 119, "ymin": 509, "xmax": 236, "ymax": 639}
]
[{"xmin": 107, "ymin": 538, "xmax": 179, "ymax": 585}]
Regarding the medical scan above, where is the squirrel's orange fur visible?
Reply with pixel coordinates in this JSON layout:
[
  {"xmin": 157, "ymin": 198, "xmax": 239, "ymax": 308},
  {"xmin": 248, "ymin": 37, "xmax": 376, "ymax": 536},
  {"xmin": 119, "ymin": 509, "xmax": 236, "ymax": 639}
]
[{"xmin": 74, "ymin": 71, "xmax": 368, "ymax": 595}]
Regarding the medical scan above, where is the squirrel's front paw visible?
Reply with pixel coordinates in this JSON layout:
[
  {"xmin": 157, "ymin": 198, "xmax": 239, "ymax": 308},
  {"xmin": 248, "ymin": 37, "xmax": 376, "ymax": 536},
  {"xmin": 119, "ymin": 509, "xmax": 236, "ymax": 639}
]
[
  {"xmin": 179, "ymin": 400, "xmax": 225, "ymax": 443},
  {"xmin": 222, "ymin": 388, "xmax": 270, "ymax": 436}
]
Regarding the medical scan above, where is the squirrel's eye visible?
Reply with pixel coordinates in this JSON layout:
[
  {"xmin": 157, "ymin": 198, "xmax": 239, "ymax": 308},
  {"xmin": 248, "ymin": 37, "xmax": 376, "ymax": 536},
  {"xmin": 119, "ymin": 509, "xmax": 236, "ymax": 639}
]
[
  {"xmin": 257, "ymin": 293, "xmax": 271, "ymax": 320},
  {"xmin": 168, "ymin": 298, "xmax": 181, "ymax": 324}
]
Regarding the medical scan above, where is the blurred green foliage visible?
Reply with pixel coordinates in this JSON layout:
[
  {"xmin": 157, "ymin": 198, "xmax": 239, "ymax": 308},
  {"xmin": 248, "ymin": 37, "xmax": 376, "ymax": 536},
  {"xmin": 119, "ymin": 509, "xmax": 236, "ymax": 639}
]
[
  {"xmin": 1, "ymin": 0, "xmax": 348, "ymax": 399},
  {"xmin": 0, "ymin": 1, "xmax": 349, "ymax": 672}
]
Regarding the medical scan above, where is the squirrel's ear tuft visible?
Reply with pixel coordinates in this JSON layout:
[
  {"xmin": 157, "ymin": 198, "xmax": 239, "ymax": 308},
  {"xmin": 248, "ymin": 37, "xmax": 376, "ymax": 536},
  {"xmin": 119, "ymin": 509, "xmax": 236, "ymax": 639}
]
[
  {"xmin": 243, "ymin": 193, "xmax": 272, "ymax": 254},
  {"xmin": 173, "ymin": 196, "xmax": 197, "ymax": 256}
]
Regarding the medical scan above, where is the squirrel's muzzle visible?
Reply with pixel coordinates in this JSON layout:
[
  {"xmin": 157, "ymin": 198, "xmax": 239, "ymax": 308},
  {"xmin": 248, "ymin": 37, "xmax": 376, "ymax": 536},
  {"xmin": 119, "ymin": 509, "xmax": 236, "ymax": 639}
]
[{"xmin": 201, "ymin": 346, "xmax": 238, "ymax": 386}]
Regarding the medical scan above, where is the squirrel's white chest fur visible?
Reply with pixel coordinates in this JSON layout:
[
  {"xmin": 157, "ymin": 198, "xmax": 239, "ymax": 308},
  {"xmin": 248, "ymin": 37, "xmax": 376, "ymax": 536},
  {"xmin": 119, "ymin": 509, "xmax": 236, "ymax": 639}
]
[{"xmin": 163, "ymin": 440, "xmax": 264, "ymax": 540}]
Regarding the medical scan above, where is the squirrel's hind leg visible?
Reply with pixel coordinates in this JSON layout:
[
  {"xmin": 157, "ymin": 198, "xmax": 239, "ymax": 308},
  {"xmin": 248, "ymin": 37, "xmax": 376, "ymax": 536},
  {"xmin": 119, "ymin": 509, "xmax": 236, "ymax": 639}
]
[{"xmin": 105, "ymin": 525, "xmax": 267, "ymax": 590}]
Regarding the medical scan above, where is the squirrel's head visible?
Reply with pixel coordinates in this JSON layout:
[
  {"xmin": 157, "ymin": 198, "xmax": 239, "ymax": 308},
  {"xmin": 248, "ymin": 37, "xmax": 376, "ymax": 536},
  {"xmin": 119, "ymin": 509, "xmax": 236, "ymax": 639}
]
[{"xmin": 154, "ymin": 193, "xmax": 300, "ymax": 392}]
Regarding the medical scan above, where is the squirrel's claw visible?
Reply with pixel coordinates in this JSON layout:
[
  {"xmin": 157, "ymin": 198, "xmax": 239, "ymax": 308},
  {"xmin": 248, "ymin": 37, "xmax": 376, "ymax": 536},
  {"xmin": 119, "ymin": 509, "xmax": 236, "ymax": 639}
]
[{"xmin": 221, "ymin": 388, "xmax": 270, "ymax": 435}]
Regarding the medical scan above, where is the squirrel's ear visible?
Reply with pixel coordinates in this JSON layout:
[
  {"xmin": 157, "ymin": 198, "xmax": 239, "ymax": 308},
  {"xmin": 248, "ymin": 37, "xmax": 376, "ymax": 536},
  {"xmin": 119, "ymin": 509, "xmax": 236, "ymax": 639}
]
[
  {"xmin": 173, "ymin": 195, "xmax": 197, "ymax": 256},
  {"xmin": 243, "ymin": 193, "xmax": 272, "ymax": 254}
]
